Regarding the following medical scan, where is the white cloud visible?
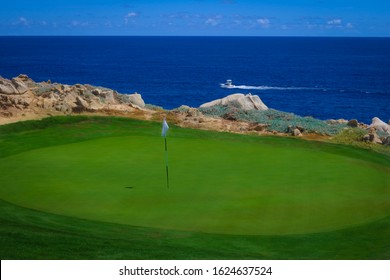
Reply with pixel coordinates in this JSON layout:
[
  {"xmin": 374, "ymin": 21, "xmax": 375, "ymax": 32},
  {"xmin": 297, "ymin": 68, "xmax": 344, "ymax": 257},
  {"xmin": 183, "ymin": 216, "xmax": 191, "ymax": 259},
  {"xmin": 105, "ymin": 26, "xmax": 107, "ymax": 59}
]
[
  {"xmin": 124, "ymin": 12, "xmax": 138, "ymax": 24},
  {"xmin": 205, "ymin": 15, "xmax": 223, "ymax": 26},
  {"xmin": 126, "ymin": 12, "xmax": 138, "ymax": 18},
  {"xmin": 69, "ymin": 20, "xmax": 90, "ymax": 27},
  {"xmin": 18, "ymin": 17, "xmax": 29, "ymax": 26},
  {"xmin": 257, "ymin": 18, "xmax": 270, "ymax": 28},
  {"xmin": 327, "ymin": 19, "xmax": 342, "ymax": 25},
  {"xmin": 205, "ymin": 18, "xmax": 219, "ymax": 26}
]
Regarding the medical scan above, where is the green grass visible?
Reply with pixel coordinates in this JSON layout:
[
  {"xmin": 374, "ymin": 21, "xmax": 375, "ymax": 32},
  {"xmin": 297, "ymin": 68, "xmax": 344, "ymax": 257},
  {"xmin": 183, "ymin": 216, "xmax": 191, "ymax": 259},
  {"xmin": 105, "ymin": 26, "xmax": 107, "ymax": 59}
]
[
  {"xmin": 0, "ymin": 116, "xmax": 389, "ymax": 259},
  {"xmin": 332, "ymin": 127, "xmax": 390, "ymax": 155}
]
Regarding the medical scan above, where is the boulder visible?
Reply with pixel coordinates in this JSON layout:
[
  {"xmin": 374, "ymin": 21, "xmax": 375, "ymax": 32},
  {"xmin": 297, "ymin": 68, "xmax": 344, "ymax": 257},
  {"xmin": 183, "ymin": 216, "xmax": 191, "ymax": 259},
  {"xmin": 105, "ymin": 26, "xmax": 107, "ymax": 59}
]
[
  {"xmin": 16, "ymin": 74, "xmax": 36, "ymax": 87},
  {"xmin": 0, "ymin": 77, "xmax": 19, "ymax": 95},
  {"xmin": 91, "ymin": 88, "xmax": 103, "ymax": 96},
  {"xmin": 11, "ymin": 78, "xmax": 29, "ymax": 94},
  {"xmin": 382, "ymin": 136, "xmax": 390, "ymax": 146},
  {"xmin": 89, "ymin": 99, "xmax": 105, "ymax": 111},
  {"xmin": 287, "ymin": 125, "xmax": 302, "ymax": 136},
  {"xmin": 0, "ymin": 75, "xmax": 32, "ymax": 95},
  {"xmin": 127, "ymin": 93, "xmax": 145, "ymax": 108},
  {"xmin": 327, "ymin": 119, "xmax": 348, "ymax": 125},
  {"xmin": 199, "ymin": 93, "xmax": 268, "ymax": 111},
  {"xmin": 347, "ymin": 119, "xmax": 358, "ymax": 128},
  {"xmin": 76, "ymin": 96, "xmax": 89, "ymax": 110},
  {"xmin": 369, "ymin": 132, "xmax": 382, "ymax": 144},
  {"xmin": 61, "ymin": 94, "xmax": 77, "ymax": 111},
  {"xmin": 369, "ymin": 117, "xmax": 390, "ymax": 134},
  {"xmin": 101, "ymin": 89, "xmax": 116, "ymax": 104},
  {"xmin": 17, "ymin": 74, "xmax": 30, "ymax": 81},
  {"xmin": 362, "ymin": 134, "xmax": 370, "ymax": 142},
  {"xmin": 293, "ymin": 128, "xmax": 302, "ymax": 137}
]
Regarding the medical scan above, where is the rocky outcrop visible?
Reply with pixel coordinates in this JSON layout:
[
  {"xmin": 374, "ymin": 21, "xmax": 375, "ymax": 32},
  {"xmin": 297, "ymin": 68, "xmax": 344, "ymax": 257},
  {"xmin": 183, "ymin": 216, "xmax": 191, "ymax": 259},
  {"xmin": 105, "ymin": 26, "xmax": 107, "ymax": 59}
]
[
  {"xmin": 0, "ymin": 75, "xmax": 146, "ymax": 119},
  {"xmin": 174, "ymin": 105, "xmax": 203, "ymax": 118},
  {"xmin": 117, "ymin": 92, "xmax": 145, "ymax": 109},
  {"xmin": 1, "ymin": 75, "xmax": 389, "ymax": 150},
  {"xmin": 199, "ymin": 93, "xmax": 268, "ymax": 111},
  {"xmin": 0, "ymin": 76, "xmax": 28, "ymax": 95},
  {"xmin": 287, "ymin": 125, "xmax": 303, "ymax": 137},
  {"xmin": 363, "ymin": 132, "xmax": 382, "ymax": 144},
  {"xmin": 293, "ymin": 128, "xmax": 302, "ymax": 137},
  {"xmin": 327, "ymin": 119, "xmax": 348, "ymax": 125},
  {"xmin": 369, "ymin": 117, "xmax": 390, "ymax": 134},
  {"xmin": 128, "ymin": 93, "xmax": 145, "ymax": 108},
  {"xmin": 382, "ymin": 136, "xmax": 390, "ymax": 146}
]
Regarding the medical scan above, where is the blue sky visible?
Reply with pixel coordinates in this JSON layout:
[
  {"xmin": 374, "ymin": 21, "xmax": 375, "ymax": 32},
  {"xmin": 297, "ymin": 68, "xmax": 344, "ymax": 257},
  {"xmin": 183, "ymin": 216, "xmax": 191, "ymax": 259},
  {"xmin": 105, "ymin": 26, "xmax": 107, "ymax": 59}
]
[{"xmin": 1, "ymin": 0, "xmax": 389, "ymax": 36}]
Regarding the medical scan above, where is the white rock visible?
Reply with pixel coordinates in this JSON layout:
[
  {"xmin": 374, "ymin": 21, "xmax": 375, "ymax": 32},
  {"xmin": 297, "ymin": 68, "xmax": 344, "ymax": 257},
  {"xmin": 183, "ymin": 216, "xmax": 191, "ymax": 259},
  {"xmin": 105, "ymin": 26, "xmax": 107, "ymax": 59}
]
[
  {"xmin": 200, "ymin": 93, "xmax": 268, "ymax": 111},
  {"xmin": 127, "ymin": 93, "xmax": 145, "ymax": 108},
  {"xmin": 369, "ymin": 117, "xmax": 390, "ymax": 134},
  {"xmin": 11, "ymin": 78, "xmax": 28, "ymax": 94},
  {"xmin": 293, "ymin": 128, "xmax": 302, "ymax": 137},
  {"xmin": 76, "ymin": 96, "xmax": 89, "ymax": 109},
  {"xmin": 0, "ymin": 77, "xmax": 19, "ymax": 95}
]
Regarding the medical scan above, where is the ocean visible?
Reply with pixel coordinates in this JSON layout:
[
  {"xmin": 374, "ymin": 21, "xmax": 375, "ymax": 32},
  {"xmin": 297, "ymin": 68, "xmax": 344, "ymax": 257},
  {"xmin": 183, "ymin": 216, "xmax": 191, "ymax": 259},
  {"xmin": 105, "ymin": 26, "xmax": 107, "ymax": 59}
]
[{"xmin": 0, "ymin": 36, "xmax": 389, "ymax": 124}]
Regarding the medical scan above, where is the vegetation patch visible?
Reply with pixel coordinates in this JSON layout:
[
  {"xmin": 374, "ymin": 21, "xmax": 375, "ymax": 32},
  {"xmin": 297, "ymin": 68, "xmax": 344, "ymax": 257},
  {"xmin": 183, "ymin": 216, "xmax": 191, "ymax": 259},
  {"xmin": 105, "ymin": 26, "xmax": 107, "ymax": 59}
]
[{"xmin": 199, "ymin": 106, "xmax": 347, "ymax": 135}]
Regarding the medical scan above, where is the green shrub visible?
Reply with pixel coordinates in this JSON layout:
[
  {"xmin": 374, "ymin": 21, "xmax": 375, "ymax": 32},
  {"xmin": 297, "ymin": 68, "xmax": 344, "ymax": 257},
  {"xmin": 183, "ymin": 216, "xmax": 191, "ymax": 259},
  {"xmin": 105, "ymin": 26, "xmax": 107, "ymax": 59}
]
[
  {"xmin": 332, "ymin": 127, "xmax": 367, "ymax": 145},
  {"xmin": 144, "ymin": 104, "xmax": 164, "ymax": 111},
  {"xmin": 331, "ymin": 127, "xmax": 390, "ymax": 155},
  {"xmin": 199, "ymin": 106, "xmax": 346, "ymax": 135}
]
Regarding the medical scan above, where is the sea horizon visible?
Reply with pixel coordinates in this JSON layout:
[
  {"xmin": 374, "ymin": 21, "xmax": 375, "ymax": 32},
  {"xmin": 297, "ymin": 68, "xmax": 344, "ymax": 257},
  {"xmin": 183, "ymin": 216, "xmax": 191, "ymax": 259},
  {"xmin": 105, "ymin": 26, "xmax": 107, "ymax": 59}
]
[
  {"xmin": 1, "ymin": 36, "xmax": 389, "ymax": 123},
  {"xmin": 1, "ymin": 35, "xmax": 390, "ymax": 38}
]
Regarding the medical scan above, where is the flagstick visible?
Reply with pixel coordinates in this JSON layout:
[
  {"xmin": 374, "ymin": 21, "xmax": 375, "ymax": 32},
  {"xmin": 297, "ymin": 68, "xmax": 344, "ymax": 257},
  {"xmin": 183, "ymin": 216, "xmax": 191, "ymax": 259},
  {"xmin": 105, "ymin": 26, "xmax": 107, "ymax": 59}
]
[{"xmin": 164, "ymin": 137, "xmax": 169, "ymax": 189}]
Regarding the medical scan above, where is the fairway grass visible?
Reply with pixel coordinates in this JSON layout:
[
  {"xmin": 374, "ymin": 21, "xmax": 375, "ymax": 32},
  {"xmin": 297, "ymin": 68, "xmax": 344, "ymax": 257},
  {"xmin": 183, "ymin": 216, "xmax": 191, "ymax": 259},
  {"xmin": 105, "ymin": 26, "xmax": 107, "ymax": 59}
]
[{"xmin": 0, "ymin": 116, "xmax": 389, "ymax": 259}]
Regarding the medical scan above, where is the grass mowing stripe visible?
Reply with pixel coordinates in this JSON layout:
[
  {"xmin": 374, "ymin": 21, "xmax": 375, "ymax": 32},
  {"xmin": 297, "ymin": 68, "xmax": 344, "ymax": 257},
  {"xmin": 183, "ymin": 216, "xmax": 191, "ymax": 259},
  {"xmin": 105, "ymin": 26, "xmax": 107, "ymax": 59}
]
[{"xmin": 1, "ymin": 199, "xmax": 389, "ymax": 259}]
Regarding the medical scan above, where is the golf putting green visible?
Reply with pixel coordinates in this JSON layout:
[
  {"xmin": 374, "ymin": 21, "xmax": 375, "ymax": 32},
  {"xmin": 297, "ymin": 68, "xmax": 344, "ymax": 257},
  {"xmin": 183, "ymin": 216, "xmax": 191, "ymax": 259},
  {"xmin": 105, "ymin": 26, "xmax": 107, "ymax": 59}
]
[{"xmin": 0, "ymin": 127, "xmax": 389, "ymax": 236}]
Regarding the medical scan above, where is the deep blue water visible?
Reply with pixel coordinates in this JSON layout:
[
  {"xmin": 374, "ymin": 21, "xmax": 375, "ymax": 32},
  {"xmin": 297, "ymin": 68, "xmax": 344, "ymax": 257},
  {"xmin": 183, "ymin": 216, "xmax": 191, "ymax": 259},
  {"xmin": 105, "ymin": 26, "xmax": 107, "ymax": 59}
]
[{"xmin": 1, "ymin": 36, "xmax": 389, "ymax": 123}]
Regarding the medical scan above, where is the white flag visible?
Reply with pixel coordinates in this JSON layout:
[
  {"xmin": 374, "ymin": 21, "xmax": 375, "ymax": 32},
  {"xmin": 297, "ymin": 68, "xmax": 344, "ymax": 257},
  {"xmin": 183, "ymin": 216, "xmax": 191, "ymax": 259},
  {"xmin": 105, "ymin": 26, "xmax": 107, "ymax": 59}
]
[{"xmin": 162, "ymin": 118, "xmax": 169, "ymax": 137}]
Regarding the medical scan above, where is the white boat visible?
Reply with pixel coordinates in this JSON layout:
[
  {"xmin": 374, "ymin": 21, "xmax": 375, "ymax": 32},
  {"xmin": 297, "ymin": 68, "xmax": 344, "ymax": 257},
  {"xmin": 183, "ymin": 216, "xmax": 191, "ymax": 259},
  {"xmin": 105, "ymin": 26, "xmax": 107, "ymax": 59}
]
[{"xmin": 220, "ymin": 79, "xmax": 235, "ymax": 88}]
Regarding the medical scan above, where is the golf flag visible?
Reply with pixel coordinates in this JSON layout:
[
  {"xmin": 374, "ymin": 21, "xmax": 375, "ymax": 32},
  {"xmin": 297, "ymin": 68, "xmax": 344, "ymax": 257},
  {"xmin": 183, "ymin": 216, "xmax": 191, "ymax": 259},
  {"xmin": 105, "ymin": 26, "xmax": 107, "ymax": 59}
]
[
  {"xmin": 162, "ymin": 118, "xmax": 169, "ymax": 137},
  {"xmin": 162, "ymin": 118, "xmax": 169, "ymax": 189}
]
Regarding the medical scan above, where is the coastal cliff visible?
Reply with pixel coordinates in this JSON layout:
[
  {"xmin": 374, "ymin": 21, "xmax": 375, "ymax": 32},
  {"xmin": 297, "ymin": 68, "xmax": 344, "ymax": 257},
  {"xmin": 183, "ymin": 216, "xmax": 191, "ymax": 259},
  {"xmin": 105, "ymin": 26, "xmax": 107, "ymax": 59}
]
[
  {"xmin": 0, "ymin": 74, "xmax": 145, "ymax": 120},
  {"xmin": 1, "ymin": 75, "xmax": 389, "ymax": 146}
]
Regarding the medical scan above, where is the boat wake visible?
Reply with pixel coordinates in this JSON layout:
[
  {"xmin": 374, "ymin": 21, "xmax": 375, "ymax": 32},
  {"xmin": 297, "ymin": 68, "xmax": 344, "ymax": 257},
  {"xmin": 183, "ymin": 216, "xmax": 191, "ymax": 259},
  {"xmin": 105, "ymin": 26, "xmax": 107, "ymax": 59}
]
[
  {"xmin": 225, "ymin": 85, "xmax": 311, "ymax": 90},
  {"xmin": 219, "ymin": 80, "xmax": 322, "ymax": 91}
]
